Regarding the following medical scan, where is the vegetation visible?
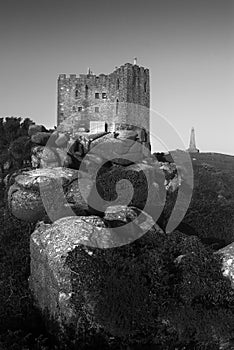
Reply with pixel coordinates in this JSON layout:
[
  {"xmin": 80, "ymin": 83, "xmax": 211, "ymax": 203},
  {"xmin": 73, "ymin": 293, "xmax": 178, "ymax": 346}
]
[
  {"xmin": 157, "ymin": 154, "xmax": 234, "ymax": 250},
  {"xmin": 65, "ymin": 229, "xmax": 234, "ymax": 349},
  {"xmin": 0, "ymin": 197, "xmax": 59, "ymax": 349},
  {"xmin": 0, "ymin": 117, "xmax": 34, "ymax": 175},
  {"xmin": 1, "ymin": 119, "xmax": 234, "ymax": 348},
  {"xmin": 181, "ymin": 160, "xmax": 234, "ymax": 248}
]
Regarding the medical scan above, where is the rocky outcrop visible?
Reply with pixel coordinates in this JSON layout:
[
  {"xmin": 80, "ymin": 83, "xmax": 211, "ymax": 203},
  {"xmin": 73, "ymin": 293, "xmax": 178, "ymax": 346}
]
[
  {"xmin": 8, "ymin": 160, "xmax": 169, "ymax": 224},
  {"xmin": 7, "ymin": 126, "xmax": 191, "ymax": 347},
  {"xmin": 29, "ymin": 208, "xmax": 164, "ymax": 345},
  {"xmin": 31, "ymin": 132, "xmax": 53, "ymax": 146},
  {"xmin": 28, "ymin": 124, "xmax": 47, "ymax": 136},
  {"xmin": 217, "ymin": 243, "xmax": 234, "ymax": 287},
  {"xmin": 28, "ymin": 126, "xmax": 148, "ymax": 170},
  {"xmin": 89, "ymin": 132, "xmax": 146, "ymax": 165},
  {"xmin": 91, "ymin": 162, "xmax": 166, "ymax": 221},
  {"xmin": 7, "ymin": 168, "xmax": 92, "ymax": 222}
]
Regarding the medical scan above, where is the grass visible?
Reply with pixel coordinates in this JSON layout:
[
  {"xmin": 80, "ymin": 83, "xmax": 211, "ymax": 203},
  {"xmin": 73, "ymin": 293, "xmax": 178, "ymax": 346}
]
[{"xmin": 0, "ymin": 184, "xmax": 59, "ymax": 349}]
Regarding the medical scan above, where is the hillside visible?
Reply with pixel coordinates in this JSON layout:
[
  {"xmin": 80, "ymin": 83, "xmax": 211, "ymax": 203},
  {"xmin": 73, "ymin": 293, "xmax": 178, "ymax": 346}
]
[
  {"xmin": 179, "ymin": 152, "xmax": 234, "ymax": 248},
  {"xmin": 190, "ymin": 152, "xmax": 234, "ymax": 173}
]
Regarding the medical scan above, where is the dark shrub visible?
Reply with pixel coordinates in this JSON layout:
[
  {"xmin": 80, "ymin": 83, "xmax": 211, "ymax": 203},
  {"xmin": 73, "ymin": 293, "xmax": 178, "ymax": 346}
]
[{"xmin": 66, "ymin": 229, "xmax": 234, "ymax": 349}]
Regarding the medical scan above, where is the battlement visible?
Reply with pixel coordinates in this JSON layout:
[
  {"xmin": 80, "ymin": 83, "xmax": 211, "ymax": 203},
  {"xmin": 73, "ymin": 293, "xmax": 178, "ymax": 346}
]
[{"xmin": 58, "ymin": 63, "xmax": 149, "ymax": 82}]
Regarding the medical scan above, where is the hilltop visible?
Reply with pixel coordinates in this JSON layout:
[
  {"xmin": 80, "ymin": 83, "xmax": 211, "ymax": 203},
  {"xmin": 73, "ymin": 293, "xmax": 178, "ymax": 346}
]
[
  {"xmin": 163, "ymin": 151, "xmax": 234, "ymax": 173},
  {"xmin": 189, "ymin": 152, "xmax": 234, "ymax": 173}
]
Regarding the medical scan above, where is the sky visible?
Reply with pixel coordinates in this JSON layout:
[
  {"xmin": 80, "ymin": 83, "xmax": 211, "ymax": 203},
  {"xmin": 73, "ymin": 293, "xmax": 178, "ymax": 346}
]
[{"xmin": 0, "ymin": 0, "xmax": 233, "ymax": 154}]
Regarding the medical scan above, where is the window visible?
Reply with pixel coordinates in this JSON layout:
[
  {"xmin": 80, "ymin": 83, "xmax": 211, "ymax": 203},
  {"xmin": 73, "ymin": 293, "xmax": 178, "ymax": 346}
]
[
  {"xmin": 116, "ymin": 99, "xmax": 119, "ymax": 115},
  {"xmin": 95, "ymin": 93, "xmax": 99, "ymax": 99},
  {"xmin": 72, "ymin": 106, "xmax": 76, "ymax": 112},
  {"xmin": 75, "ymin": 90, "xmax": 78, "ymax": 98},
  {"xmin": 144, "ymin": 82, "xmax": 147, "ymax": 93},
  {"xmin": 116, "ymin": 78, "xmax": 120, "ymax": 90},
  {"xmin": 85, "ymin": 85, "xmax": 88, "ymax": 98},
  {"xmin": 102, "ymin": 92, "xmax": 107, "ymax": 99},
  {"xmin": 78, "ymin": 106, "xmax": 82, "ymax": 112},
  {"xmin": 60, "ymin": 112, "xmax": 64, "ymax": 117},
  {"xmin": 95, "ymin": 107, "xmax": 99, "ymax": 113}
]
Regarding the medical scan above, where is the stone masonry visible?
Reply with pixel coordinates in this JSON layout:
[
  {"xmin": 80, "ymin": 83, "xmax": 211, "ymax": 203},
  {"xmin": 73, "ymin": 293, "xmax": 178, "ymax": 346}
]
[{"xmin": 57, "ymin": 62, "xmax": 150, "ymax": 147}]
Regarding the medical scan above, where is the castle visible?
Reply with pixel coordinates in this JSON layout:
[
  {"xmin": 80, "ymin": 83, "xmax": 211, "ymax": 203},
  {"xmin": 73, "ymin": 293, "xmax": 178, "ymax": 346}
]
[{"xmin": 57, "ymin": 61, "xmax": 150, "ymax": 147}]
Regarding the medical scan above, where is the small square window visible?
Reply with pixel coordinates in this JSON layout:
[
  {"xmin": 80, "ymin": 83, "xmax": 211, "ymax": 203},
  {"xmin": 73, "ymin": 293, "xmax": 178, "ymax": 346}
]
[
  {"xmin": 95, "ymin": 107, "xmax": 99, "ymax": 113},
  {"xmin": 95, "ymin": 93, "xmax": 99, "ymax": 99},
  {"xmin": 102, "ymin": 92, "xmax": 107, "ymax": 99},
  {"xmin": 78, "ymin": 106, "xmax": 82, "ymax": 112}
]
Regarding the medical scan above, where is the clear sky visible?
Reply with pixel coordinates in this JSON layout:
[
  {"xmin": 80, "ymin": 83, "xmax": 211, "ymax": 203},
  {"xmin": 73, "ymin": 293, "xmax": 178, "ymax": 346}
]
[{"xmin": 0, "ymin": 0, "xmax": 233, "ymax": 154}]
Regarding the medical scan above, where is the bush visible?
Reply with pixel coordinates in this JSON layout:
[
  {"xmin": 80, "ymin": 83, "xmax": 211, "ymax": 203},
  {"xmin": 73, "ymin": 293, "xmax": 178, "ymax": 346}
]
[
  {"xmin": 159, "ymin": 162, "xmax": 234, "ymax": 249},
  {"xmin": 0, "ymin": 205, "xmax": 58, "ymax": 349},
  {"xmin": 66, "ymin": 230, "xmax": 234, "ymax": 349}
]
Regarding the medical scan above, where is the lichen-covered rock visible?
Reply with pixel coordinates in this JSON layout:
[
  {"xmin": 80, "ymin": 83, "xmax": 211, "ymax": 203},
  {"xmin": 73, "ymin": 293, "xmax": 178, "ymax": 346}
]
[
  {"xmin": 31, "ymin": 146, "xmax": 59, "ymax": 168},
  {"xmin": 29, "ymin": 209, "xmax": 163, "ymax": 345},
  {"xmin": 32, "ymin": 144, "xmax": 76, "ymax": 169},
  {"xmin": 55, "ymin": 133, "xmax": 69, "ymax": 147},
  {"xmin": 217, "ymin": 243, "xmax": 234, "ymax": 287},
  {"xmin": 31, "ymin": 132, "xmax": 52, "ymax": 146},
  {"xmin": 28, "ymin": 124, "xmax": 47, "ymax": 136},
  {"xmin": 8, "ymin": 167, "xmax": 92, "ymax": 222},
  {"xmin": 8, "ymin": 183, "xmax": 46, "ymax": 222},
  {"xmin": 103, "ymin": 205, "xmax": 164, "ymax": 243},
  {"xmin": 65, "ymin": 175, "xmax": 93, "ymax": 216},
  {"xmin": 89, "ymin": 133, "xmax": 144, "ymax": 165}
]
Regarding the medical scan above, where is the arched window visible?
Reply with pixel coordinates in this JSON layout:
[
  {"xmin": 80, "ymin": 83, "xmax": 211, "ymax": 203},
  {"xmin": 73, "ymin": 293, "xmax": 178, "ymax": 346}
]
[
  {"xmin": 144, "ymin": 81, "xmax": 147, "ymax": 93},
  {"xmin": 75, "ymin": 90, "xmax": 78, "ymax": 98},
  {"xmin": 116, "ymin": 78, "xmax": 119, "ymax": 90},
  {"xmin": 116, "ymin": 99, "xmax": 119, "ymax": 115},
  {"xmin": 85, "ymin": 85, "xmax": 88, "ymax": 99}
]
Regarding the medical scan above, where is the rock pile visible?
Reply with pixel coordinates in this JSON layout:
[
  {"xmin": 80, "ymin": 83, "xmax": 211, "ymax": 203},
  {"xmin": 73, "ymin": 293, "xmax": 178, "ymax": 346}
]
[
  {"xmin": 7, "ymin": 125, "xmax": 188, "ymax": 346},
  {"xmin": 28, "ymin": 125, "xmax": 152, "ymax": 170}
]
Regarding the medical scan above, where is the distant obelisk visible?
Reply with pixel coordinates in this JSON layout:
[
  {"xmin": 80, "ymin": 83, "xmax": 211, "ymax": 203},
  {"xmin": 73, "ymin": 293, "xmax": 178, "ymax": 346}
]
[{"xmin": 187, "ymin": 127, "xmax": 199, "ymax": 153}]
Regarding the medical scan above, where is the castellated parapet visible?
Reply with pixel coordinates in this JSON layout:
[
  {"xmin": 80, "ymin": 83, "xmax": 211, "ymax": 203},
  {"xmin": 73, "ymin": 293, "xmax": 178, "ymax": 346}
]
[{"xmin": 57, "ymin": 62, "xmax": 150, "ymax": 141}]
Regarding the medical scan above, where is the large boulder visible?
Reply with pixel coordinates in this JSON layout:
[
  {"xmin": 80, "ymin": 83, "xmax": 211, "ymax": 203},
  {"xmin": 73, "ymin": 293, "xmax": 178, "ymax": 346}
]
[
  {"xmin": 31, "ymin": 146, "xmax": 59, "ymax": 168},
  {"xmin": 31, "ymin": 132, "xmax": 52, "ymax": 146},
  {"xmin": 217, "ymin": 242, "xmax": 234, "ymax": 287},
  {"xmin": 89, "ymin": 161, "xmax": 166, "ymax": 221},
  {"xmin": 29, "ymin": 208, "xmax": 164, "ymax": 346},
  {"xmin": 31, "ymin": 145, "xmax": 75, "ymax": 169},
  {"xmin": 28, "ymin": 124, "xmax": 47, "ymax": 136},
  {"xmin": 89, "ymin": 133, "xmax": 144, "ymax": 165},
  {"xmin": 55, "ymin": 133, "xmax": 69, "ymax": 147},
  {"xmin": 8, "ymin": 167, "xmax": 92, "ymax": 222}
]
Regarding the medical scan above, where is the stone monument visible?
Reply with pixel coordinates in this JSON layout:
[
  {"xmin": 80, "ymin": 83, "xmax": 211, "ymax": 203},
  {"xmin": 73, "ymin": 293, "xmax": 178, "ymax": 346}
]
[{"xmin": 187, "ymin": 127, "xmax": 199, "ymax": 153}]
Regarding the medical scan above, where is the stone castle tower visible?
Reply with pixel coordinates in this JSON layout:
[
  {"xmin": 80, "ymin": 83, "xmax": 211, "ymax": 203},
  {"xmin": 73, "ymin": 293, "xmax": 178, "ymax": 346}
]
[{"xmin": 57, "ymin": 61, "xmax": 150, "ymax": 144}]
